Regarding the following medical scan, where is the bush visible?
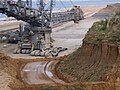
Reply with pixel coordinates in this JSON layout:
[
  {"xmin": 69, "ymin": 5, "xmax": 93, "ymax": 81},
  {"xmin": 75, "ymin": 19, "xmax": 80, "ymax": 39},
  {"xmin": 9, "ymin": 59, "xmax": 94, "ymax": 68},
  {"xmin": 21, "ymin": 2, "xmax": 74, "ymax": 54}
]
[
  {"xmin": 39, "ymin": 87, "xmax": 56, "ymax": 90},
  {"xmin": 115, "ymin": 11, "xmax": 120, "ymax": 16},
  {"xmin": 95, "ymin": 19, "xmax": 108, "ymax": 31},
  {"xmin": 66, "ymin": 87, "xmax": 86, "ymax": 90}
]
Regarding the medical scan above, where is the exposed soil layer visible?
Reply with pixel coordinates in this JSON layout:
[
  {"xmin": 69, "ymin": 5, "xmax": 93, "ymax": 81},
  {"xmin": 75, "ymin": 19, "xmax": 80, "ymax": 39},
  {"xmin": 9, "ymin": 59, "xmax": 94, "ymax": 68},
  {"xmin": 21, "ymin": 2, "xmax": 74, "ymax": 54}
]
[
  {"xmin": 1, "ymin": 4, "xmax": 120, "ymax": 90},
  {"xmin": 0, "ymin": 53, "xmax": 24, "ymax": 90},
  {"xmin": 57, "ymin": 43, "xmax": 120, "ymax": 82},
  {"xmin": 0, "ymin": 53, "xmax": 67, "ymax": 90},
  {"xmin": 1, "ymin": 45, "xmax": 120, "ymax": 90},
  {"xmin": 57, "ymin": 3, "xmax": 120, "ymax": 85}
]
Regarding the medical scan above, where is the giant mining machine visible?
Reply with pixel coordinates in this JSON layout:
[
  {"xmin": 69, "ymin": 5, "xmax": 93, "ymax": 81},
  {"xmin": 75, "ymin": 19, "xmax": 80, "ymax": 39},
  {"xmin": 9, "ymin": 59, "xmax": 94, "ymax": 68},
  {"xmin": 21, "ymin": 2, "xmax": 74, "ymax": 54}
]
[{"xmin": 0, "ymin": 0, "xmax": 84, "ymax": 57}]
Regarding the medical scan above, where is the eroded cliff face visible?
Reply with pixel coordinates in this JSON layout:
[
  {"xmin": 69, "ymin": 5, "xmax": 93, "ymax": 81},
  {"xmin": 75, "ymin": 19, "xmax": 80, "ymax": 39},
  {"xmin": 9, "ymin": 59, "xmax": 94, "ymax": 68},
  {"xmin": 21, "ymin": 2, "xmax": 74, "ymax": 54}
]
[
  {"xmin": 57, "ymin": 39, "xmax": 120, "ymax": 90},
  {"xmin": 57, "ymin": 4, "xmax": 120, "ymax": 89},
  {"xmin": 0, "ymin": 53, "xmax": 24, "ymax": 90},
  {"xmin": 57, "ymin": 42, "xmax": 120, "ymax": 82}
]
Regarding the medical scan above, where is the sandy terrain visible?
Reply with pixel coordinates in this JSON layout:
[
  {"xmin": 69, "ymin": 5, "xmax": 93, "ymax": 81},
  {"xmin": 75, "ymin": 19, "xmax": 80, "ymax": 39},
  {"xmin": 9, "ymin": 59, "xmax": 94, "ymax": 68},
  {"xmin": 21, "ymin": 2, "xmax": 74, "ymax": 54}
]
[
  {"xmin": 0, "ymin": 21, "xmax": 20, "ymax": 30},
  {"xmin": 57, "ymin": 3, "xmax": 120, "ymax": 88},
  {"xmin": 19, "ymin": 6, "xmax": 105, "ymax": 86},
  {"xmin": 0, "ymin": 5, "xmax": 111, "ymax": 90},
  {"xmin": 81, "ymin": 6, "xmax": 105, "ymax": 18},
  {"xmin": 0, "ymin": 6, "xmax": 104, "ymax": 59},
  {"xmin": 52, "ymin": 17, "xmax": 100, "ymax": 56}
]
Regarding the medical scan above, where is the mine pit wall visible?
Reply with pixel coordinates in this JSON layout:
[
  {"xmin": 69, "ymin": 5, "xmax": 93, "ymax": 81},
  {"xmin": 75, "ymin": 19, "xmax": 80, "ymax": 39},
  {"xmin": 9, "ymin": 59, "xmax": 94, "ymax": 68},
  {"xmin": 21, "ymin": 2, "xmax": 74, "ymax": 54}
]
[
  {"xmin": 57, "ymin": 41, "xmax": 120, "ymax": 89},
  {"xmin": 80, "ymin": 42, "xmax": 119, "ymax": 70},
  {"xmin": 79, "ymin": 42, "xmax": 120, "ymax": 80},
  {"xmin": 1, "ymin": 44, "xmax": 120, "ymax": 90}
]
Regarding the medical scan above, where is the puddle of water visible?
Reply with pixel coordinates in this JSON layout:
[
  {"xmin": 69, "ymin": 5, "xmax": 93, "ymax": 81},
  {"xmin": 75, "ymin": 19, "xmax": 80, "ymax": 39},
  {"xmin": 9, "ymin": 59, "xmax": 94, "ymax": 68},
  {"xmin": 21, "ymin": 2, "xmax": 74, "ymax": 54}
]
[
  {"xmin": 46, "ymin": 71, "xmax": 54, "ymax": 78},
  {"xmin": 23, "ymin": 70, "xmax": 37, "ymax": 72}
]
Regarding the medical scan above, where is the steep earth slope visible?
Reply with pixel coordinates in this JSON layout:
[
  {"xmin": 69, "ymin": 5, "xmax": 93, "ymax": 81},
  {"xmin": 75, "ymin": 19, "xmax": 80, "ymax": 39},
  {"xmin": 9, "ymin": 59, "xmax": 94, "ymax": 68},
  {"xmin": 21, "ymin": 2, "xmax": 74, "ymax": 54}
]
[
  {"xmin": 57, "ymin": 4, "xmax": 120, "ymax": 83},
  {"xmin": 0, "ymin": 53, "xmax": 23, "ymax": 90}
]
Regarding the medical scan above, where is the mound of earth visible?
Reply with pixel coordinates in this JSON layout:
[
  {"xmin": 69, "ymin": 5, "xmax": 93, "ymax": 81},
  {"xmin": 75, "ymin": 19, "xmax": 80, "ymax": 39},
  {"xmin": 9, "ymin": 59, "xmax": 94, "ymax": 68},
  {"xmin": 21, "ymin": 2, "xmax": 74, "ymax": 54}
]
[
  {"xmin": 93, "ymin": 3, "xmax": 120, "ymax": 18},
  {"xmin": 0, "ymin": 53, "xmax": 24, "ymax": 90},
  {"xmin": 57, "ymin": 4, "xmax": 120, "ymax": 83}
]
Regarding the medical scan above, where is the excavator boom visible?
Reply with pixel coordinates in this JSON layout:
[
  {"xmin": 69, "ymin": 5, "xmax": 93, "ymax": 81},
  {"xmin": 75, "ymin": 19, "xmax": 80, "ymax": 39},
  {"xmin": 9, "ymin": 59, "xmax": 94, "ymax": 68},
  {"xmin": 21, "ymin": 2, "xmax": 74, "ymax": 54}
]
[{"xmin": 0, "ymin": 0, "xmax": 84, "ymax": 57}]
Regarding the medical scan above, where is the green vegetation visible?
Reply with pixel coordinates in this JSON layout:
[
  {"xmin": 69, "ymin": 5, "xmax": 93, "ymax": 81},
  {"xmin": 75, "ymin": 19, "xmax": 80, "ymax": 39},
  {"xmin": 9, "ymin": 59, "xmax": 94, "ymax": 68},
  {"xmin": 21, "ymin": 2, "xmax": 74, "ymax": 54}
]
[
  {"xmin": 84, "ymin": 11, "xmax": 120, "ymax": 44},
  {"xmin": 95, "ymin": 19, "xmax": 108, "ymax": 31},
  {"xmin": 65, "ymin": 87, "xmax": 85, "ymax": 90},
  {"xmin": 115, "ymin": 11, "xmax": 120, "ymax": 16},
  {"xmin": 39, "ymin": 87, "xmax": 56, "ymax": 90},
  {"xmin": 37, "ymin": 87, "xmax": 86, "ymax": 90}
]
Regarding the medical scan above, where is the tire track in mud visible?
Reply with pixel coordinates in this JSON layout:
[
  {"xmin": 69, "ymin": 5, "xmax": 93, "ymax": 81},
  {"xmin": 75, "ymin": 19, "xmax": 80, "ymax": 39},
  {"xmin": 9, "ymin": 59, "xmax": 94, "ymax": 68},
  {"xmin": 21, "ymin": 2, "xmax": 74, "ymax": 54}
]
[{"xmin": 21, "ymin": 61, "xmax": 66, "ymax": 85}]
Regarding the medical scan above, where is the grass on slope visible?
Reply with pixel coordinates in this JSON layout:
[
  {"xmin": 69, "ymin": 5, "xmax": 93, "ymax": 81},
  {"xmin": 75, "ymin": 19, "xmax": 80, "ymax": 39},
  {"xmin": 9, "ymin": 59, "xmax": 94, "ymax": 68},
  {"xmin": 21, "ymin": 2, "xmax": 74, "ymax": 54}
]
[{"xmin": 84, "ymin": 11, "xmax": 120, "ymax": 44}]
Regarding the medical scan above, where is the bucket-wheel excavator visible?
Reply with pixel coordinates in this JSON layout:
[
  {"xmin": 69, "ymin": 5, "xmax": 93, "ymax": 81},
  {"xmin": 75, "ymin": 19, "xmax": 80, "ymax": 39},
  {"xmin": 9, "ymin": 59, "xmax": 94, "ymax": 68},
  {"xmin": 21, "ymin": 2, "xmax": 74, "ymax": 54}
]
[{"xmin": 0, "ymin": 0, "xmax": 84, "ymax": 57}]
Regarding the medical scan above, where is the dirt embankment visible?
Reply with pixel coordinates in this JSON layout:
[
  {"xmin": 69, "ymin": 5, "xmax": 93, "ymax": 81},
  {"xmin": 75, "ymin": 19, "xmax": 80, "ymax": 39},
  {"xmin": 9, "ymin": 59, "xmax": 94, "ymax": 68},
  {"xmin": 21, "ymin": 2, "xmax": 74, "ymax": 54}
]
[
  {"xmin": 1, "ymin": 3, "xmax": 120, "ymax": 90},
  {"xmin": 57, "ymin": 43, "xmax": 120, "ymax": 81},
  {"xmin": 93, "ymin": 3, "xmax": 120, "ymax": 18},
  {"xmin": 57, "ymin": 3, "xmax": 120, "ymax": 90},
  {"xmin": 0, "ymin": 53, "xmax": 67, "ymax": 90},
  {"xmin": 0, "ymin": 53, "xmax": 24, "ymax": 90},
  {"xmin": 99, "ymin": 3, "xmax": 120, "ymax": 14}
]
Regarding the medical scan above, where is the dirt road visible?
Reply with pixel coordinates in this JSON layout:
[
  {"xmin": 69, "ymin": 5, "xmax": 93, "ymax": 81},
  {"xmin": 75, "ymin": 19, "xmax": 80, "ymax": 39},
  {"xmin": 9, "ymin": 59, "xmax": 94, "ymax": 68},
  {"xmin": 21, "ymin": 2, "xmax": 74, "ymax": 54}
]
[
  {"xmin": 21, "ymin": 11, "xmax": 103, "ymax": 85},
  {"xmin": 52, "ymin": 17, "xmax": 101, "ymax": 56},
  {"xmin": 21, "ymin": 61, "xmax": 65, "ymax": 85}
]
